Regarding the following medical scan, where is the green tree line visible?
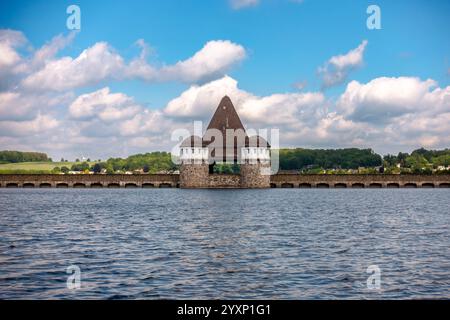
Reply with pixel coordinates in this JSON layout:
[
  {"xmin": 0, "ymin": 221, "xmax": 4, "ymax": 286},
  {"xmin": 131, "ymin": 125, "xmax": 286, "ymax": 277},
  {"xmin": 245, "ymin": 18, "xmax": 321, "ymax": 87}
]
[
  {"xmin": 69, "ymin": 152, "xmax": 177, "ymax": 174},
  {"xmin": 2, "ymin": 148, "xmax": 450, "ymax": 174},
  {"xmin": 383, "ymin": 148, "xmax": 450, "ymax": 174},
  {"xmin": 0, "ymin": 151, "xmax": 51, "ymax": 163},
  {"xmin": 279, "ymin": 148, "xmax": 382, "ymax": 170}
]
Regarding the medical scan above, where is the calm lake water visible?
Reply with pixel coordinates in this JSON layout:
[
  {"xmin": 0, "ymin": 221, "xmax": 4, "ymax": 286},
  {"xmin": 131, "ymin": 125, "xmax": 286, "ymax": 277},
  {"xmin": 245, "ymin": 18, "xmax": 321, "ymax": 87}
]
[{"xmin": 0, "ymin": 189, "xmax": 449, "ymax": 299}]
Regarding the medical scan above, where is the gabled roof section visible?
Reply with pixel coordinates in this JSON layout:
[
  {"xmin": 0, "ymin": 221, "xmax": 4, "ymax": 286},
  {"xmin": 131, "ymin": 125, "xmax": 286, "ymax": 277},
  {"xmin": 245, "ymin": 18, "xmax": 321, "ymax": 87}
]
[
  {"xmin": 202, "ymin": 96, "xmax": 248, "ymax": 162},
  {"xmin": 205, "ymin": 96, "xmax": 246, "ymax": 135}
]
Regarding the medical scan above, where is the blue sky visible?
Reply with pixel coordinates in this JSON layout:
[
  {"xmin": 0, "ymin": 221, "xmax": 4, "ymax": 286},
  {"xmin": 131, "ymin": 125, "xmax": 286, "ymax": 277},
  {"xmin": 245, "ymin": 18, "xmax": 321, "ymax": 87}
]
[
  {"xmin": 0, "ymin": 0, "xmax": 449, "ymax": 158},
  {"xmin": 2, "ymin": 0, "xmax": 448, "ymax": 104}
]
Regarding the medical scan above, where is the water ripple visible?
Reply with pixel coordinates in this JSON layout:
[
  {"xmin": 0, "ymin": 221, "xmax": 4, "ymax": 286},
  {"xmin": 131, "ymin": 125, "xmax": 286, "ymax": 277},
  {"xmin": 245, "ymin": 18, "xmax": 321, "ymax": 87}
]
[{"xmin": 0, "ymin": 188, "xmax": 449, "ymax": 299}]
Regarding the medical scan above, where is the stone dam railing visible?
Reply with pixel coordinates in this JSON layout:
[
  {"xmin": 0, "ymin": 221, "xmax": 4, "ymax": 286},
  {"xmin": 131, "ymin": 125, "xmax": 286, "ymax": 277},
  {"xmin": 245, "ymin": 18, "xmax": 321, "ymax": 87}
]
[
  {"xmin": 0, "ymin": 174, "xmax": 180, "ymax": 188},
  {"xmin": 270, "ymin": 174, "xmax": 450, "ymax": 188},
  {"xmin": 0, "ymin": 174, "xmax": 449, "ymax": 188}
]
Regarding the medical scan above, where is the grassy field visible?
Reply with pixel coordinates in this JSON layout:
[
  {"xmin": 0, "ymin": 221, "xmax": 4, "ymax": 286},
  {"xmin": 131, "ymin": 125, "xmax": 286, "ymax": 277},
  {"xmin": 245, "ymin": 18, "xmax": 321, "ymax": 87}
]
[{"xmin": 0, "ymin": 161, "xmax": 97, "ymax": 171}]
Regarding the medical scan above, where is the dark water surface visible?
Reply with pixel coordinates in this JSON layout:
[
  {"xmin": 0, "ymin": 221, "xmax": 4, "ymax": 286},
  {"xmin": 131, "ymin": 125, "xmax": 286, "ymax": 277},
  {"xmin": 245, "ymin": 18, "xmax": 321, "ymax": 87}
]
[{"xmin": 0, "ymin": 189, "xmax": 449, "ymax": 299}]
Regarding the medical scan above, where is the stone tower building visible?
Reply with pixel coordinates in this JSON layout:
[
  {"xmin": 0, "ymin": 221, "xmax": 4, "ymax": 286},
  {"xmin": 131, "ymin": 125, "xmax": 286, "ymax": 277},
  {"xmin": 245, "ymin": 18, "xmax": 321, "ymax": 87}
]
[{"xmin": 179, "ymin": 96, "xmax": 271, "ymax": 188}]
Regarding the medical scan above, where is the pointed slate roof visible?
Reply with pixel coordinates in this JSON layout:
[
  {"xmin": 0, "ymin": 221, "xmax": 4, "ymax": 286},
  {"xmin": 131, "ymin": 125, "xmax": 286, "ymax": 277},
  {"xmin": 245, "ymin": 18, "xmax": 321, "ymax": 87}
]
[
  {"xmin": 181, "ymin": 96, "xmax": 270, "ymax": 161},
  {"xmin": 205, "ymin": 96, "xmax": 246, "ymax": 134},
  {"xmin": 202, "ymin": 96, "xmax": 248, "ymax": 162}
]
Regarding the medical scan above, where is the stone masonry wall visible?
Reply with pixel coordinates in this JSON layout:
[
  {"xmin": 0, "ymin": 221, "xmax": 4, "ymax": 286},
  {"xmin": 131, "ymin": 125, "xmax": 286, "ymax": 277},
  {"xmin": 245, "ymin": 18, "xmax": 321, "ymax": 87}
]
[
  {"xmin": 1, "ymin": 173, "xmax": 449, "ymax": 188},
  {"xmin": 207, "ymin": 174, "xmax": 241, "ymax": 188},
  {"xmin": 270, "ymin": 174, "xmax": 450, "ymax": 188},
  {"xmin": 179, "ymin": 163, "xmax": 209, "ymax": 188},
  {"xmin": 240, "ymin": 163, "xmax": 271, "ymax": 188},
  {"xmin": 0, "ymin": 174, "xmax": 179, "ymax": 188}
]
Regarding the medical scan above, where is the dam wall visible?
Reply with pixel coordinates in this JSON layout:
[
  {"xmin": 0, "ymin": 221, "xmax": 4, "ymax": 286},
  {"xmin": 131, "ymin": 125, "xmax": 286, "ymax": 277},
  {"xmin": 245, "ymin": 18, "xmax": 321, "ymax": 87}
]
[
  {"xmin": 0, "ymin": 174, "xmax": 449, "ymax": 188},
  {"xmin": 0, "ymin": 174, "xmax": 179, "ymax": 188},
  {"xmin": 270, "ymin": 174, "xmax": 450, "ymax": 188}
]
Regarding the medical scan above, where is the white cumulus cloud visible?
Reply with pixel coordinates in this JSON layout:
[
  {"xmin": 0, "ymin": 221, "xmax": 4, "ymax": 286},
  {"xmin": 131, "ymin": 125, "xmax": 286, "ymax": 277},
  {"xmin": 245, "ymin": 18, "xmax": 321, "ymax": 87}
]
[
  {"xmin": 2, "ymin": 29, "xmax": 450, "ymax": 159},
  {"xmin": 337, "ymin": 77, "xmax": 449, "ymax": 123},
  {"xmin": 69, "ymin": 87, "xmax": 141, "ymax": 122},
  {"xmin": 0, "ymin": 113, "xmax": 59, "ymax": 137},
  {"xmin": 21, "ymin": 39, "xmax": 246, "ymax": 91},
  {"xmin": 318, "ymin": 40, "xmax": 368, "ymax": 89},
  {"xmin": 0, "ymin": 29, "xmax": 26, "ymax": 70},
  {"xmin": 22, "ymin": 42, "xmax": 126, "ymax": 92},
  {"xmin": 158, "ymin": 40, "xmax": 246, "ymax": 83}
]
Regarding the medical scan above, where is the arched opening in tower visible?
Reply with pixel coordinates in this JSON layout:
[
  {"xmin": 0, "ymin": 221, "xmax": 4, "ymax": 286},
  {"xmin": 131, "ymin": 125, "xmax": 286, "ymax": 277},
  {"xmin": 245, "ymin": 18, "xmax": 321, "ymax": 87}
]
[{"xmin": 209, "ymin": 161, "xmax": 240, "ymax": 174}]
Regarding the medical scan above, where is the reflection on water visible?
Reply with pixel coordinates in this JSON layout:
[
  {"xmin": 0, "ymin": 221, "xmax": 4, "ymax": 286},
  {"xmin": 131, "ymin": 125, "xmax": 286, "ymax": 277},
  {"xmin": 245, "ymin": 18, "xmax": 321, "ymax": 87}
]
[{"xmin": 0, "ymin": 189, "xmax": 449, "ymax": 299}]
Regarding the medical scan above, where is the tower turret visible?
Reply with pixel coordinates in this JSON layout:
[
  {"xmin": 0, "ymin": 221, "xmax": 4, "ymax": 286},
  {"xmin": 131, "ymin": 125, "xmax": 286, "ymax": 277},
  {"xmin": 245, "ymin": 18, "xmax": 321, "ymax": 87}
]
[
  {"xmin": 178, "ymin": 96, "xmax": 271, "ymax": 188},
  {"xmin": 179, "ymin": 135, "xmax": 209, "ymax": 188}
]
